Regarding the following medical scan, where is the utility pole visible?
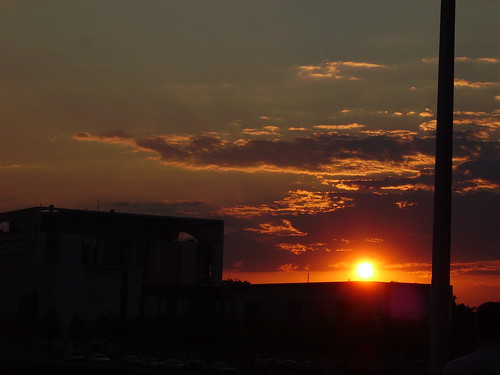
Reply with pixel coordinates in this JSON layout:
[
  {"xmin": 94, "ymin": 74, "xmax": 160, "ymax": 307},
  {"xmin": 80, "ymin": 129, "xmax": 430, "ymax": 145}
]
[{"xmin": 430, "ymin": 0, "xmax": 455, "ymax": 374}]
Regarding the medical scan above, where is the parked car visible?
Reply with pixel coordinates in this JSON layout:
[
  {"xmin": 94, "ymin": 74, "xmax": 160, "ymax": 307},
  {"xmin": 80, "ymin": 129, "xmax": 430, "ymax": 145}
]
[
  {"xmin": 141, "ymin": 356, "xmax": 162, "ymax": 368},
  {"xmin": 209, "ymin": 361, "xmax": 237, "ymax": 374},
  {"xmin": 64, "ymin": 350, "xmax": 85, "ymax": 363},
  {"xmin": 164, "ymin": 358, "xmax": 185, "ymax": 371},
  {"xmin": 86, "ymin": 353, "xmax": 112, "ymax": 365},
  {"xmin": 119, "ymin": 354, "xmax": 142, "ymax": 367}
]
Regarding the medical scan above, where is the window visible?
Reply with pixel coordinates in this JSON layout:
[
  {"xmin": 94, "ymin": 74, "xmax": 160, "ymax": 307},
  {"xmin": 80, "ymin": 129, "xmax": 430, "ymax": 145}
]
[{"xmin": 0, "ymin": 221, "xmax": 12, "ymax": 234}]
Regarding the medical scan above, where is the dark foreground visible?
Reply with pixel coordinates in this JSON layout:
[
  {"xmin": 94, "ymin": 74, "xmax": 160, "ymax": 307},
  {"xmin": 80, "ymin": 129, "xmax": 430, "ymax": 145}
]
[{"xmin": 0, "ymin": 355, "xmax": 431, "ymax": 375}]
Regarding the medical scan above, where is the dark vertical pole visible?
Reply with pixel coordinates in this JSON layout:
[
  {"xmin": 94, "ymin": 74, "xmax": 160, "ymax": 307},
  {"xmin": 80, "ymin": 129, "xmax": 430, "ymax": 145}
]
[{"xmin": 430, "ymin": 0, "xmax": 455, "ymax": 374}]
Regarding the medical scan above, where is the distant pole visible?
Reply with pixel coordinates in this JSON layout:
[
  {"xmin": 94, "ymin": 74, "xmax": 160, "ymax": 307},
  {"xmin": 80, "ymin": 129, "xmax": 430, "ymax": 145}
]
[{"xmin": 430, "ymin": 0, "xmax": 455, "ymax": 374}]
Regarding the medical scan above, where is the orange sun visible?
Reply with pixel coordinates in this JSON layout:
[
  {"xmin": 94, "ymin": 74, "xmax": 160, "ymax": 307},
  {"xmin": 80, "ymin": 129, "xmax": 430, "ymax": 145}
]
[{"xmin": 357, "ymin": 262, "xmax": 374, "ymax": 279}]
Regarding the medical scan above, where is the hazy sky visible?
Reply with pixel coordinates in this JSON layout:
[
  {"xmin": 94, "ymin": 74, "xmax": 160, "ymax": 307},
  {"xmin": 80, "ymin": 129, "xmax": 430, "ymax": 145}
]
[{"xmin": 1, "ymin": 1, "xmax": 498, "ymax": 306}]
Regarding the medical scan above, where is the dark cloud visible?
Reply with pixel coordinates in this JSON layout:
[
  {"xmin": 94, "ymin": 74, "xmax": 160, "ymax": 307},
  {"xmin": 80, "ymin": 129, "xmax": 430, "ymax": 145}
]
[
  {"xmin": 109, "ymin": 200, "xmax": 216, "ymax": 218},
  {"xmin": 451, "ymin": 261, "xmax": 500, "ymax": 276},
  {"xmin": 456, "ymin": 159, "xmax": 500, "ymax": 183},
  {"xmin": 73, "ymin": 125, "xmax": 498, "ymax": 184},
  {"xmin": 73, "ymin": 129, "xmax": 497, "ymax": 188}
]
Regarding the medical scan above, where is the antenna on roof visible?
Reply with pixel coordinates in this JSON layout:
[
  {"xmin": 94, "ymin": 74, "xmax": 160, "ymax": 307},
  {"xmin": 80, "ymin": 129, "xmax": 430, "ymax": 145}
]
[{"xmin": 97, "ymin": 198, "xmax": 100, "ymax": 212}]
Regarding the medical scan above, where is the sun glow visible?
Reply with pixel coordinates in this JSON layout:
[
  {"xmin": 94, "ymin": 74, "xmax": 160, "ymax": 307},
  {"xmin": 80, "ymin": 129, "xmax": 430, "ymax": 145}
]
[{"xmin": 357, "ymin": 262, "xmax": 374, "ymax": 279}]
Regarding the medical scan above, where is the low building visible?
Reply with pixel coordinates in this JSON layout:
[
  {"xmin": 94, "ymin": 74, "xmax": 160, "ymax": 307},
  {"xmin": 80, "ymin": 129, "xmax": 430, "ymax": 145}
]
[{"xmin": 238, "ymin": 281, "xmax": 432, "ymax": 322}]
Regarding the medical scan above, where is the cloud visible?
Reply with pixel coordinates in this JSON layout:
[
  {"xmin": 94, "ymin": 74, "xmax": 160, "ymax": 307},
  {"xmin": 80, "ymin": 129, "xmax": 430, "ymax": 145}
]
[
  {"xmin": 395, "ymin": 200, "xmax": 418, "ymax": 209},
  {"xmin": 456, "ymin": 159, "xmax": 500, "ymax": 184},
  {"xmin": 364, "ymin": 238, "xmax": 384, "ymax": 243},
  {"xmin": 278, "ymin": 263, "xmax": 299, "ymax": 272},
  {"xmin": 73, "ymin": 124, "xmax": 498, "ymax": 190},
  {"xmin": 382, "ymin": 262, "xmax": 432, "ymax": 278},
  {"xmin": 297, "ymin": 61, "xmax": 386, "ymax": 80},
  {"xmin": 277, "ymin": 242, "xmax": 328, "ymax": 255},
  {"xmin": 382, "ymin": 184, "xmax": 432, "ymax": 192},
  {"xmin": 242, "ymin": 126, "xmax": 280, "ymax": 136},
  {"xmin": 108, "ymin": 200, "xmax": 215, "ymax": 217},
  {"xmin": 360, "ymin": 129, "xmax": 418, "ymax": 140},
  {"xmin": 419, "ymin": 111, "xmax": 500, "ymax": 136},
  {"xmin": 455, "ymin": 57, "xmax": 500, "ymax": 64},
  {"xmin": 319, "ymin": 179, "xmax": 360, "ymax": 191},
  {"xmin": 419, "ymin": 120, "xmax": 437, "ymax": 131},
  {"xmin": 0, "ymin": 164, "xmax": 22, "ymax": 170},
  {"xmin": 453, "ymin": 110, "xmax": 500, "ymax": 130},
  {"xmin": 246, "ymin": 219, "xmax": 307, "ymax": 237},
  {"xmin": 456, "ymin": 179, "xmax": 499, "ymax": 193},
  {"xmin": 423, "ymin": 56, "xmax": 500, "ymax": 64},
  {"xmin": 73, "ymin": 130, "xmax": 435, "ymax": 177},
  {"xmin": 327, "ymin": 262, "xmax": 351, "ymax": 271},
  {"xmin": 73, "ymin": 130, "xmax": 136, "ymax": 146},
  {"xmin": 312, "ymin": 123, "xmax": 365, "ymax": 131},
  {"xmin": 451, "ymin": 260, "xmax": 500, "ymax": 276},
  {"xmin": 454, "ymin": 78, "xmax": 499, "ymax": 89},
  {"xmin": 219, "ymin": 190, "xmax": 355, "ymax": 218},
  {"xmin": 418, "ymin": 111, "xmax": 433, "ymax": 118}
]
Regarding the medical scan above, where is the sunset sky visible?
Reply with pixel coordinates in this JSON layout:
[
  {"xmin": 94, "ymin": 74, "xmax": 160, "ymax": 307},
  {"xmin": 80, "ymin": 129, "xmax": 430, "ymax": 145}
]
[{"xmin": 1, "ymin": 1, "xmax": 498, "ymax": 306}]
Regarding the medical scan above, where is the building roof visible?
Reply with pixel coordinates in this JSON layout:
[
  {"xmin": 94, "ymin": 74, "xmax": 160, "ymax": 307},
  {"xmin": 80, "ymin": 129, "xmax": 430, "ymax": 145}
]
[{"xmin": 2, "ymin": 206, "xmax": 223, "ymax": 225}]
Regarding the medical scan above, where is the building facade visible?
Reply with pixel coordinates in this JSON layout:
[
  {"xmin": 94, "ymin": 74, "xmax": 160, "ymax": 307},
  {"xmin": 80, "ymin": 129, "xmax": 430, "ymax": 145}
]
[
  {"xmin": 238, "ymin": 281, "xmax": 432, "ymax": 322},
  {"xmin": 0, "ymin": 206, "xmax": 224, "ymax": 323}
]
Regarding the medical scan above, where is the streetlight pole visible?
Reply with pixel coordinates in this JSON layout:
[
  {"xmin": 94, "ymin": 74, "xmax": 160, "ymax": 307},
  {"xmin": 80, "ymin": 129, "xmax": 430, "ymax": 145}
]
[{"xmin": 430, "ymin": 0, "xmax": 455, "ymax": 374}]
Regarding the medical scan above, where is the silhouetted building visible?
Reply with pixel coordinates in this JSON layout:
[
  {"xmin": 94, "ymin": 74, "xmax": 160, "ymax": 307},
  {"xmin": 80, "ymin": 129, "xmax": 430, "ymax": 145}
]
[
  {"xmin": 0, "ymin": 205, "xmax": 437, "ymax": 328},
  {"xmin": 0, "ymin": 206, "xmax": 224, "ymax": 322},
  {"xmin": 235, "ymin": 281, "xmax": 433, "ymax": 322}
]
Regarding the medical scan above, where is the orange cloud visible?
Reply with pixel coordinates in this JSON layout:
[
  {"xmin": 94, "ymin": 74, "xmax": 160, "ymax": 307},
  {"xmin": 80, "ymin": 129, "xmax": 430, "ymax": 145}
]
[
  {"xmin": 454, "ymin": 78, "xmax": 499, "ymax": 88},
  {"xmin": 0, "ymin": 164, "xmax": 21, "ymax": 170},
  {"xmin": 242, "ymin": 126, "xmax": 280, "ymax": 136},
  {"xmin": 72, "ymin": 131, "xmax": 136, "ymax": 146},
  {"xmin": 364, "ymin": 238, "xmax": 385, "ymax": 243},
  {"xmin": 382, "ymin": 184, "xmax": 432, "ymax": 192},
  {"xmin": 246, "ymin": 219, "xmax": 307, "ymax": 237},
  {"xmin": 361, "ymin": 129, "xmax": 418, "ymax": 140},
  {"xmin": 419, "ymin": 120, "xmax": 437, "ymax": 131},
  {"xmin": 313, "ymin": 123, "xmax": 365, "ymax": 131},
  {"xmin": 455, "ymin": 57, "xmax": 500, "ymax": 64},
  {"xmin": 395, "ymin": 200, "xmax": 418, "ymax": 209},
  {"xmin": 277, "ymin": 242, "xmax": 328, "ymax": 255},
  {"xmin": 453, "ymin": 110, "xmax": 500, "ymax": 130},
  {"xmin": 424, "ymin": 56, "xmax": 499, "ymax": 64},
  {"xmin": 334, "ymin": 181, "xmax": 360, "ymax": 191},
  {"xmin": 219, "ymin": 190, "xmax": 355, "ymax": 218},
  {"xmin": 418, "ymin": 111, "xmax": 433, "ymax": 118},
  {"xmin": 455, "ymin": 179, "xmax": 499, "ymax": 193},
  {"xmin": 278, "ymin": 263, "xmax": 299, "ymax": 272},
  {"xmin": 297, "ymin": 61, "xmax": 386, "ymax": 80}
]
